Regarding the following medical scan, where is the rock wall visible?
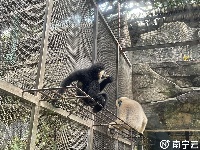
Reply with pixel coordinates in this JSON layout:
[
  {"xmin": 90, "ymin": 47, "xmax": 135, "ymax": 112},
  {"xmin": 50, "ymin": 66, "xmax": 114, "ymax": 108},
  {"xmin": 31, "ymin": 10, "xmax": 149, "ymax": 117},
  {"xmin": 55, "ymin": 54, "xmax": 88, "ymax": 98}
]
[
  {"xmin": 132, "ymin": 22, "xmax": 200, "ymax": 63},
  {"xmin": 132, "ymin": 61, "xmax": 200, "ymax": 133}
]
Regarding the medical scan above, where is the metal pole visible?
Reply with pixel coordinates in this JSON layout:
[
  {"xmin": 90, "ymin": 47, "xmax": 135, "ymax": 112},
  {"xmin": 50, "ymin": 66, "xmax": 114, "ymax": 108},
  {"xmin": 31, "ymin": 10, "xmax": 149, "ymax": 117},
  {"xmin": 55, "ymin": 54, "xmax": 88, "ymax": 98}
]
[
  {"xmin": 116, "ymin": 0, "xmax": 121, "ymax": 98},
  {"xmin": 130, "ymin": 129, "xmax": 134, "ymax": 150},
  {"xmin": 26, "ymin": 0, "xmax": 53, "ymax": 150},
  {"xmin": 114, "ymin": 1, "xmax": 121, "ymax": 150},
  {"xmin": 87, "ymin": 4, "xmax": 98, "ymax": 150},
  {"xmin": 92, "ymin": 5, "xmax": 98, "ymax": 64}
]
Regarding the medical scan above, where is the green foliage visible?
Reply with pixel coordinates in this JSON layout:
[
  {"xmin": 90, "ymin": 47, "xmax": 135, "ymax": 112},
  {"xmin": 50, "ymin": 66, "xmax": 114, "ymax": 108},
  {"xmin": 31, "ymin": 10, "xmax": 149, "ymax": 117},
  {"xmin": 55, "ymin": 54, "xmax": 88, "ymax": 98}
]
[
  {"xmin": 35, "ymin": 113, "xmax": 62, "ymax": 150},
  {"xmin": 5, "ymin": 137, "xmax": 26, "ymax": 150}
]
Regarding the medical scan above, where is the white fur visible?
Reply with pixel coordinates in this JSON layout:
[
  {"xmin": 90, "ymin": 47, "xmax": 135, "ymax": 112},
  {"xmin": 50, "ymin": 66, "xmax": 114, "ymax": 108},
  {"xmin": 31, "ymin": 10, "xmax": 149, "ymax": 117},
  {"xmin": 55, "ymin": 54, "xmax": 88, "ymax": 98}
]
[{"xmin": 109, "ymin": 97, "xmax": 148, "ymax": 134}]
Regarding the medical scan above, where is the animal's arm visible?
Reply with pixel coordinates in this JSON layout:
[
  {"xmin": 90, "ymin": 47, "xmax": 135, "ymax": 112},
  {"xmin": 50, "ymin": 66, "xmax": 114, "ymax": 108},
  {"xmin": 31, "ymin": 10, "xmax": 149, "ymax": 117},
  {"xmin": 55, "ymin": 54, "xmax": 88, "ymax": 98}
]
[
  {"xmin": 58, "ymin": 70, "xmax": 82, "ymax": 94},
  {"xmin": 87, "ymin": 81, "xmax": 100, "ymax": 98},
  {"xmin": 100, "ymin": 76, "xmax": 113, "ymax": 91}
]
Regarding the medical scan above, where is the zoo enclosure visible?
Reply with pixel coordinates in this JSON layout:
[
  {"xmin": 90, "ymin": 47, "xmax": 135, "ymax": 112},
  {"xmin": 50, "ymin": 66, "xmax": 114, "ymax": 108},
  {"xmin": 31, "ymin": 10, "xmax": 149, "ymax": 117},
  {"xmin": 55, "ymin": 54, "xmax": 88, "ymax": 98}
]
[{"xmin": 0, "ymin": 0, "xmax": 134, "ymax": 150}]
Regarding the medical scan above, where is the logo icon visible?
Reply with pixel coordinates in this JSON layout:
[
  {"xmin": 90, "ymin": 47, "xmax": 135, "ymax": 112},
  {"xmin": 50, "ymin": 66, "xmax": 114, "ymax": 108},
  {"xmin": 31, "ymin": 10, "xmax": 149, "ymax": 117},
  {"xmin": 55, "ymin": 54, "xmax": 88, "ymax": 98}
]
[{"xmin": 160, "ymin": 140, "xmax": 170, "ymax": 149}]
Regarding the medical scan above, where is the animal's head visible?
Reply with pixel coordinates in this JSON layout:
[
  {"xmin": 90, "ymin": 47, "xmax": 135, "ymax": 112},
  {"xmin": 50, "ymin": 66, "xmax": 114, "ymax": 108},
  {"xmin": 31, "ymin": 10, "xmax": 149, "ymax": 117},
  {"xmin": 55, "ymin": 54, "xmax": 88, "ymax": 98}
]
[
  {"xmin": 89, "ymin": 63, "xmax": 108, "ymax": 80},
  {"xmin": 116, "ymin": 97, "xmax": 128, "ymax": 107}
]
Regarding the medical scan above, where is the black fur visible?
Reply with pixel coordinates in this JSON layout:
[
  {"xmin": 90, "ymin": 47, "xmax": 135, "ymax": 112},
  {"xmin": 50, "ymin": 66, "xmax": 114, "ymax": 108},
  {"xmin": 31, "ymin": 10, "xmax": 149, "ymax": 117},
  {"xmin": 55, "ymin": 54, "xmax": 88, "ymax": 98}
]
[{"xmin": 55, "ymin": 63, "xmax": 113, "ymax": 113}]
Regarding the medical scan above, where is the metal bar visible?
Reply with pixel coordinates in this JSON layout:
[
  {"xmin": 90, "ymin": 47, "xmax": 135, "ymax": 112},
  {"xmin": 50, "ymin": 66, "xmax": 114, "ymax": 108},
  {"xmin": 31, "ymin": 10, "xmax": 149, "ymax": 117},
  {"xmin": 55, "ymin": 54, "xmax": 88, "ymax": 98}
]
[
  {"xmin": 123, "ymin": 40, "xmax": 200, "ymax": 51},
  {"xmin": 116, "ymin": 0, "xmax": 120, "ymax": 100},
  {"xmin": 145, "ymin": 129, "xmax": 200, "ymax": 132},
  {"xmin": 0, "ymin": 80, "xmax": 38, "ymax": 104},
  {"xmin": 40, "ymin": 101, "xmax": 91, "ymax": 127},
  {"xmin": 26, "ymin": 0, "xmax": 54, "ymax": 150},
  {"xmin": 92, "ymin": 6, "xmax": 98, "ymax": 64},
  {"xmin": 93, "ymin": 123, "xmax": 125, "ymax": 126},
  {"xmin": 130, "ymin": 128, "xmax": 134, "ymax": 150},
  {"xmin": 120, "ymin": 51, "xmax": 132, "ymax": 67},
  {"xmin": 87, "ymin": 115, "xmax": 94, "ymax": 150},
  {"xmin": 115, "ymin": 2, "xmax": 121, "ymax": 149},
  {"xmin": 88, "ymin": 5, "xmax": 99, "ymax": 149},
  {"xmin": 92, "ymin": 0, "xmax": 118, "ymax": 44},
  {"xmin": 23, "ymin": 86, "xmax": 79, "ymax": 92}
]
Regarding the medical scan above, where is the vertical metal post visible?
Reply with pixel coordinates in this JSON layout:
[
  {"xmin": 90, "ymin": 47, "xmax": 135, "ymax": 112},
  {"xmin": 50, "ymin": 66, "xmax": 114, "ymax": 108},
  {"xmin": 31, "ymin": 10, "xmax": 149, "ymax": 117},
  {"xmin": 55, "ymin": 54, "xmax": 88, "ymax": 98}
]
[
  {"xmin": 87, "ymin": 4, "xmax": 98, "ymax": 150},
  {"xmin": 26, "ymin": 0, "xmax": 53, "ymax": 150},
  {"xmin": 115, "ymin": 1, "xmax": 121, "ymax": 150},
  {"xmin": 92, "ymin": 4, "xmax": 98, "ymax": 64},
  {"xmin": 130, "ymin": 129, "xmax": 134, "ymax": 150},
  {"xmin": 116, "ymin": 0, "xmax": 121, "ymax": 99},
  {"xmin": 87, "ymin": 115, "xmax": 94, "ymax": 150}
]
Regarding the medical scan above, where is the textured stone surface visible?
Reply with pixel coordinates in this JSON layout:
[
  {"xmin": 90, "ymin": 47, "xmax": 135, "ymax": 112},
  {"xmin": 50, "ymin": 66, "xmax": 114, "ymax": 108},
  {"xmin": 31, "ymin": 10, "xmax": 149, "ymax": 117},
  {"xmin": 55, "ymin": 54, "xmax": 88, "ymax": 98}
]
[
  {"xmin": 132, "ymin": 62, "xmax": 200, "ymax": 131},
  {"xmin": 132, "ymin": 63, "xmax": 183, "ymax": 103},
  {"xmin": 132, "ymin": 22, "xmax": 200, "ymax": 63},
  {"xmin": 149, "ymin": 61, "xmax": 200, "ymax": 88}
]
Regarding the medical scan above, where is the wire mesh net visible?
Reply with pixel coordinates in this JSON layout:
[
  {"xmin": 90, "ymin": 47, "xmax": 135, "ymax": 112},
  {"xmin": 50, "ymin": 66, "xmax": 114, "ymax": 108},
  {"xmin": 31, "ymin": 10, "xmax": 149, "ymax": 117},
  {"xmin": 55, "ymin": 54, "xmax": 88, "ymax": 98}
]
[
  {"xmin": 43, "ymin": 0, "xmax": 96, "ymax": 118},
  {"xmin": 118, "ymin": 141, "xmax": 131, "ymax": 150},
  {"xmin": 95, "ymin": 16, "xmax": 118, "ymax": 124},
  {"xmin": 44, "ymin": 0, "xmax": 94, "ymax": 88},
  {"xmin": 36, "ymin": 108, "xmax": 89, "ymax": 150},
  {"xmin": 93, "ymin": 130, "xmax": 116, "ymax": 150},
  {"xmin": 0, "ymin": 92, "xmax": 32, "ymax": 149},
  {"xmin": 0, "ymin": 0, "xmax": 46, "ymax": 89}
]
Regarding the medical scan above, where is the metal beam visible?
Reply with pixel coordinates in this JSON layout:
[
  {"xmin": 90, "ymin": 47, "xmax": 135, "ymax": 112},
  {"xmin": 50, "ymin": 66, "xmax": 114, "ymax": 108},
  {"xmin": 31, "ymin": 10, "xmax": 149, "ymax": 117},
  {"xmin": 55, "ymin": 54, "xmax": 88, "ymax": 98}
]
[
  {"xmin": 92, "ymin": 6, "xmax": 98, "ymax": 64},
  {"xmin": 123, "ymin": 40, "xmax": 200, "ymax": 51},
  {"xmin": 0, "ymin": 80, "xmax": 39, "ymax": 104},
  {"xmin": 145, "ymin": 129, "xmax": 200, "ymax": 132},
  {"xmin": 88, "ymin": 6, "xmax": 99, "ymax": 150},
  {"xmin": 26, "ymin": 0, "xmax": 54, "ymax": 150}
]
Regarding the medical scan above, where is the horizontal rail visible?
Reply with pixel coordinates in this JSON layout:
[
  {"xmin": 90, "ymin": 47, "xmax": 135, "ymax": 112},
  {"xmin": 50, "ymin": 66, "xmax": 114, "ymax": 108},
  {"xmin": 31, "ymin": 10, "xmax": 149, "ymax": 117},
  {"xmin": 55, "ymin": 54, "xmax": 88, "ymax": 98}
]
[
  {"xmin": 145, "ymin": 129, "xmax": 200, "ymax": 132},
  {"xmin": 123, "ymin": 40, "xmax": 200, "ymax": 51}
]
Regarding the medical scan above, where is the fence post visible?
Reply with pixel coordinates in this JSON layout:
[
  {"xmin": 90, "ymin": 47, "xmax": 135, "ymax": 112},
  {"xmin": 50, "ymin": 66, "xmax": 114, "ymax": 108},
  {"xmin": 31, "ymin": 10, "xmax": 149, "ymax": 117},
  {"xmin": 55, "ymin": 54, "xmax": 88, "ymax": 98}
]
[
  {"xmin": 92, "ymin": 4, "xmax": 98, "ymax": 64},
  {"xmin": 26, "ymin": 0, "xmax": 53, "ymax": 150},
  {"xmin": 87, "ymin": 4, "xmax": 98, "ymax": 150}
]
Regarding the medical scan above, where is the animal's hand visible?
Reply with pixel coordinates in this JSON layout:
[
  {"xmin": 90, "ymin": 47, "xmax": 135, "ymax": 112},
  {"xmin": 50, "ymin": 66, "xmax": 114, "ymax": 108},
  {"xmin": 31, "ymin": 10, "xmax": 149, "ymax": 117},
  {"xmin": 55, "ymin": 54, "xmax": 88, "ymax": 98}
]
[{"xmin": 105, "ymin": 76, "xmax": 113, "ymax": 83}]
